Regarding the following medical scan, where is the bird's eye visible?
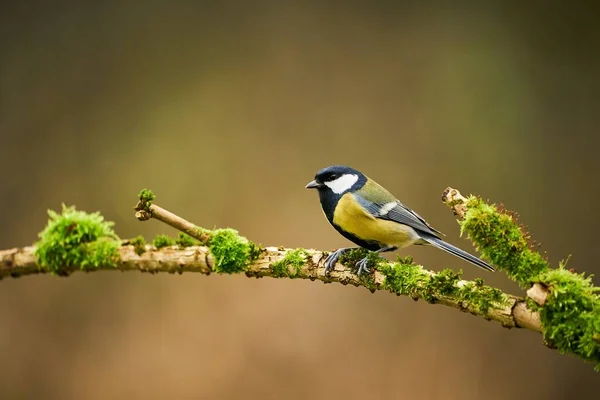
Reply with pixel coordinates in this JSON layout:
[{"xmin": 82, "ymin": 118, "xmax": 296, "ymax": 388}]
[{"xmin": 329, "ymin": 174, "xmax": 338, "ymax": 180}]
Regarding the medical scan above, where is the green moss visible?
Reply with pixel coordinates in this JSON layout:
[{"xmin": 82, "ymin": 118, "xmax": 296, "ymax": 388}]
[
  {"xmin": 153, "ymin": 234, "xmax": 175, "ymax": 248},
  {"xmin": 460, "ymin": 196, "xmax": 549, "ymax": 286},
  {"xmin": 429, "ymin": 268, "xmax": 462, "ymax": 297},
  {"xmin": 365, "ymin": 251, "xmax": 386, "ymax": 269},
  {"xmin": 271, "ymin": 249, "xmax": 308, "ymax": 278},
  {"xmin": 458, "ymin": 278, "xmax": 506, "ymax": 315},
  {"xmin": 35, "ymin": 205, "xmax": 120, "ymax": 275},
  {"xmin": 152, "ymin": 232, "xmax": 204, "ymax": 249},
  {"xmin": 396, "ymin": 255, "xmax": 415, "ymax": 265},
  {"xmin": 209, "ymin": 228, "xmax": 259, "ymax": 274},
  {"xmin": 360, "ymin": 271, "xmax": 378, "ymax": 293},
  {"xmin": 533, "ymin": 267, "xmax": 600, "ymax": 369},
  {"xmin": 525, "ymin": 297, "xmax": 541, "ymax": 312},
  {"xmin": 137, "ymin": 189, "xmax": 156, "ymax": 212},
  {"xmin": 176, "ymin": 232, "xmax": 200, "ymax": 247},
  {"xmin": 131, "ymin": 235, "xmax": 146, "ymax": 255},
  {"xmin": 380, "ymin": 260, "xmax": 431, "ymax": 300},
  {"xmin": 248, "ymin": 242, "xmax": 263, "ymax": 261},
  {"xmin": 380, "ymin": 261, "xmax": 507, "ymax": 314},
  {"xmin": 338, "ymin": 248, "xmax": 385, "ymax": 274},
  {"xmin": 338, "ymin": 248, "xmax": 369, "ymax": 266},
  {"xmin": 456, "ymin": 194, "xmax": 600, "ymax": 367}
]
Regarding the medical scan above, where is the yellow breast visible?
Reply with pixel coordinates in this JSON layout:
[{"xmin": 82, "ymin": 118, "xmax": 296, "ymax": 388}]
[{"xmin": 332, "ymin": 193, "xmax": 418, "ymax": 248}]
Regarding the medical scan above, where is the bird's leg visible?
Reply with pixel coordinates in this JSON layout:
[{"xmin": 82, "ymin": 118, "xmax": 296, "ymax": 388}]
[
  {"xmin": 356, "ymin": 246, "xmax": 397, "ymax": 276},
  {"xmin": 323, "ymin": 247, "xmax": 355, "ymax": 274}
]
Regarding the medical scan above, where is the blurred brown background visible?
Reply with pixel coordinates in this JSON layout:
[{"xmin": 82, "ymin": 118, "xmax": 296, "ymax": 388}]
[{"xmin": 1, "ymin": 1, "xmax": 599, "ymax": 399}]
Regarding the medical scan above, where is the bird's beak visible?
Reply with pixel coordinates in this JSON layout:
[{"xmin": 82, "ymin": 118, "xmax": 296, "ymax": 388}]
[{"xmin": 305, "ymin": 180, "xmax": 322, "ymax": 189}]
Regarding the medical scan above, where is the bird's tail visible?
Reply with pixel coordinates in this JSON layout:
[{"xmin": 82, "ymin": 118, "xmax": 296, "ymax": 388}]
[{"xmin": 420, "ymin": 235, "xmax": 495, "ymax": 272}]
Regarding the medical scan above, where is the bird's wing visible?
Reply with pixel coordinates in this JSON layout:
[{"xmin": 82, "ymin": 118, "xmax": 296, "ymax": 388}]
[
  {"xmin": 354, "ymin": 193, "xmax": 443, "ymax": 238},
  {"xmin": 384, "ymin": 201, "xmax": 443, "ymax": 237}
]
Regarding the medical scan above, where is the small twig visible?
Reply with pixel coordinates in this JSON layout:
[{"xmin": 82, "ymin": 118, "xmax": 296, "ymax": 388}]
[
  {"xmin": 441, "ymin": 187, "xmax": 469, "ymax": 218},
  {"xmin": 134, "ymin": 202, "xmax": 210, "ymax": 243}
]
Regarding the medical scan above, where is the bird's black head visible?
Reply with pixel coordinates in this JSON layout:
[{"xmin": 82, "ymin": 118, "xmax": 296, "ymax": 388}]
[{"xmin": 305, "ymin": 165, "xmax": 367, "ymax": 195}]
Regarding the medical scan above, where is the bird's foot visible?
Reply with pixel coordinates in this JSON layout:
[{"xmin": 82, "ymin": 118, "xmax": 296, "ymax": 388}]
[
  {"xmin": 355, "ymin": 246, "xmax": 396, "ymax": 276},
  {"xmin": 355, "ymin": 257, "xmax": 371, "ymax": 276},
  {"xmin": 323, "ymin": 248, "xmax": 352, "ymax": 274}
]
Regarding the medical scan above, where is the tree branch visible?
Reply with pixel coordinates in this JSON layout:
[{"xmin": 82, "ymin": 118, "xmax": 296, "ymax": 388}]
[
  {"xmin": 442, "ymin": 187, "xmax": 600, "ymax": 363},
  {"xmin": 2, "ymin": 192, "xmax": 541, "ymax": 334},
  {"xmin": 1, "ymin": 243, "xmax": 540, "ymax": 332},
  {"xmin": 1, "ymin": 187, "xmax": 598, "ymax": 369}
]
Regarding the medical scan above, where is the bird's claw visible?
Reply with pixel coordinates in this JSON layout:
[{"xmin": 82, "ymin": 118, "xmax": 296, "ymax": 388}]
[
  {"xmin": 323, "ymin": 248, "xmax": 350, "ymax": 274},
  {"xmin": 356, "ymin": 257, "xmax": 370, "ymax": 276},
  {"xmin": 324, "ymin": 249, "xmax": 374, "ymax": 276}
]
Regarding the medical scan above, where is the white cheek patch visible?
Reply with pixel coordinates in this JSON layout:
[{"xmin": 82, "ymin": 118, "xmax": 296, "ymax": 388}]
[
  {"xmin": 324, "ymin": 174, "xmax": 359, "ymax": 194},
  {"xmin": 378, "ymin": 201, "xmax": 397, "ymax": 216}
]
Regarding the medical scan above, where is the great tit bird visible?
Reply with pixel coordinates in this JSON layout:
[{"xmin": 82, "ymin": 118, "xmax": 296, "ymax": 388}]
[{"xmin": 305, "ymin": 165, "xmax": 495, "ymax": 275}]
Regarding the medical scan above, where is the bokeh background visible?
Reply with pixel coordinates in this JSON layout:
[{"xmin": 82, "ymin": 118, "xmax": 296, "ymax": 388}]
[{"xmin": 1, "ymin": 1, "xmax": 599, "ymax": 399}]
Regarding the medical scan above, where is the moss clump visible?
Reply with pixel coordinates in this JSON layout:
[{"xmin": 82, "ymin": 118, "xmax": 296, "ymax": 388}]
[
  {"xmin": 460, "ymin": 196, "xmax": 549, "ymax": 286},
  {"xmin": 533, "ymin": 267, "xmax": 600, "ymax": 369},
  {"xmin": 397, "ymin": 255, "xmax": 415, "ymax": 265},
  {"xmin": 360, "ymin": 270, "xmax": 378, "ymax": 293},
  {"xmin": 271, "ymin": 249, "xmax": 308, "ymax": 278},
  {"xmin": 380, "ymin": 261, "xmax": 506, "ymax": 314},
  {"xmin": 130, "ymin": 235, "xmax": 146, "ymax": 255},
  {"xmin": 209, "ymin": 228, "xmax": 260, "ymax": 274},
  {"xmin": 35, "ymin": 205, "xmax": 120, "ymax": 275},
  {"xmin": 338, "ymin": 248, "xmax": 370, "ymax": 266},
  {"xmin": 176, "ymin": 232, "xmax": 200, "ymax": 247},
  {"xmin": 153, "ymin": 234, "xmax": 176, "ymax": 248},
  {"xmin": 459, "ymin": 278, "xmax": 506, "ymax": 315},
  {"xmin": 338, "ymin": 248, "xmax": 385, "ymax": 274},
  {"xmin": 429, "ymin": 268, "xmax": 462, "ymax": 297},
  {"xmin": 458, "ymin": 194, "xmax": 600, "ymax": 367},
  {"xmin": 365, "ymin": 251, "xmax": 386, "ymax": 269},
  {"xmin": 137, "ymin": 189, "xmax": 156, "ymax": 212},
  {"xmin": 379, "ymin": 260, "xmax": 430, "ymax": 300}
]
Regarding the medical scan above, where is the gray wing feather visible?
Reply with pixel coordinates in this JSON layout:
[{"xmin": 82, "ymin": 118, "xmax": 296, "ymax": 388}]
[{"xmin": 354, "ymin": 194, "xmax": 442, "ymax": 238}]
